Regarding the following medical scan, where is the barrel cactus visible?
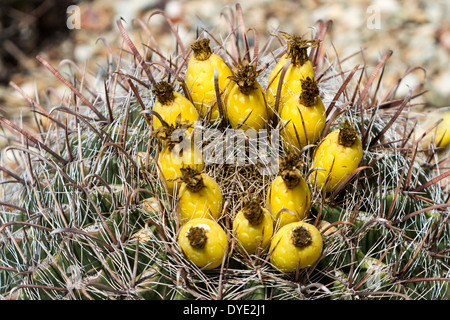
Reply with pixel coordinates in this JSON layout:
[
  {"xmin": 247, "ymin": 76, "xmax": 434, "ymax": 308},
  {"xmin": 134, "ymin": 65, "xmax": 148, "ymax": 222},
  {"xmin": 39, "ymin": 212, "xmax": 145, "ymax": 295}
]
[{"xmin": 0, "ymin": 4, "xmax": 448, "ymax": 301}]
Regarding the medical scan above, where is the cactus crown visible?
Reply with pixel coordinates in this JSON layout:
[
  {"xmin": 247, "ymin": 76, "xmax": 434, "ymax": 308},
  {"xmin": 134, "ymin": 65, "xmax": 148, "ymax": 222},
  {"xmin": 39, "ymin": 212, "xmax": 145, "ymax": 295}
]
[
  {"xmin": 191, "ymin": 38, "xmax": 213, "ymax": 61},
  {"xmin": 242, "ymin": 198, "xmax": 264, "ymax": 225},
  {"xmin": 299, "ymin": 76, "xmax": 320, "ymax": 107}
]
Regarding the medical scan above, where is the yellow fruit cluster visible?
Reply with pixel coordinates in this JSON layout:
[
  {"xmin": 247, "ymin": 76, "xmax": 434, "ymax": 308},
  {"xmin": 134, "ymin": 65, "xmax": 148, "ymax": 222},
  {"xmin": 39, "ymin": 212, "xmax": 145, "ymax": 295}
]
[{"xmin": 148, "ymin": 34, "xmax": 365, "ymax": 273}]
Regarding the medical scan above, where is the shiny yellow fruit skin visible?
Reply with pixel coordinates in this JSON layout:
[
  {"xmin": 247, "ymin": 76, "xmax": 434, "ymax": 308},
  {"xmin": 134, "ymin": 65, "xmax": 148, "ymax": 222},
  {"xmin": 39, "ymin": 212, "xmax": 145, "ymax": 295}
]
[
  {"xmin": 266, "ymin": 55, "xmax": 315, "ymax": 114},
  {"xmin": 153, "ymin": 92, "xmax": 199, "ymax": 131},
  {"xmin": 186, "ymin": 53, "xmax": 233, "ymax": 121},
  {"xmin": 417, "ymin": 109, "xmax": 450, "ymax": 150},
  {"xmin": 270, "ymin": 221, "xmax": 323, "ymax": 272},
  {"xmin": 178, "ymin": 218, "xmax": 228, "ymax": 269},
  {"xmin": 158, "ymin": 142, "xmax": 204, "ymax": 194},
  {"xmin": 280, "ymin": 92, "xmax": 326, "ymax": 151},
  {"xmin": 309, "ymin": 128, "xmax": 363, "ymax": 192},
  {"xmin": 433, "ymin": 111, "xmax": 450, "ymax": 148},
  {"xmin": 232, "ymin": 207, "xmax": 274, "ymax": 254},
  {"xmin": 178, "ymin": 173, "xmax": 223, "ymax": 223},
  {"xmin": 266, "ymin": 175, "xmax": 311, "ymax": 228},
  {"xmin": 226, "ymin": 82, "xmax": 269, "ymax": 131}
]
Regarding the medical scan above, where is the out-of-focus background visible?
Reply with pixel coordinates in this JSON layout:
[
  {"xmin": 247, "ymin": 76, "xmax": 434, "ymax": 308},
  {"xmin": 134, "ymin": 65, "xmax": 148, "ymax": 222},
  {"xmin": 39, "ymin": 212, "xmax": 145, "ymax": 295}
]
[{"xmin": 0, "ymin": 0, "xmax": 449, "ymax": 134}]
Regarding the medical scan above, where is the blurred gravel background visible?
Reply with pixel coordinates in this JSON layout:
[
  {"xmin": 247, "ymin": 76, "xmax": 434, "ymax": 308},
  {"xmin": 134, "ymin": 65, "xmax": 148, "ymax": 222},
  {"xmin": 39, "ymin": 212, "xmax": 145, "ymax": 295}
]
[{"xmin": 0, "ymin": 0, "xmax": 449, "ymax": 141}]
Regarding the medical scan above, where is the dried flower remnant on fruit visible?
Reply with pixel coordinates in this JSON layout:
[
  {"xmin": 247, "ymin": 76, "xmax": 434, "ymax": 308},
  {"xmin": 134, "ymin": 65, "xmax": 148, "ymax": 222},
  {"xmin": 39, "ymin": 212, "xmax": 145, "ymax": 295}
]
[
  {"xmin": 180, "ymin": 167, "xmax": 204, "ymax": 192},
  {"xmin": 242, "ymin": 199, "xmax": 264, "ymax": 225},
  {"xmin": 153, "ymin": 114, "xmax": 192, "ymax": 149},
  {"xmin": 280, "ymin": 32, "xmax": 320, "ymax": 67},
  {"xmin": 229, "ymin": 61, "xmax": 260, "ymax": 95},
  {"xmin": 279, "ymin": 153, "xmax": 303, "ymax": 189},
  {"xmin": 291, "ymin": 225, "xmax": 312, "ymax": 248},
  {"xmin": 299, "ymin": 77, "xmax": 320, "ymax": 107},
  {"xmin": 187, "ymin": 226, "xmax": 207, "ymax": 249},
  {"xmin": 153, "ymin": 81, "xmax": 176, "ymax": 105},
  {"xmin": 191, "ymin": 38, "xmax": 213, "ymax": 61},
  {"xmin": 339, "ymin": 122, "xmax": 358, "ymax": 147}
]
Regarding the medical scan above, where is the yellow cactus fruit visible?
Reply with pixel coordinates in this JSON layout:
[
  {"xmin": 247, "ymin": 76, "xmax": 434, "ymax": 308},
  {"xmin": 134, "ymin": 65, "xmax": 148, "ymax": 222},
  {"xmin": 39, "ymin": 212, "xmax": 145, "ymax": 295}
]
[
  {"xmin": 309, "ymin": 123, "xmax": 363, "ymax": 192},
  {"xmin": 266, "ymin": 33, "xmax": 319, "ymax": 114},
  {"xmin": 155, "ymin": 123, "xmax": 204, "ymax": 194},
  {"xmin": 232, "ymin": 199, "xmax": 274, "ymax": 254},
  {"xmin": 178, "ymin": 167, "xmax": 223, "ymax": 223},
  {"xmin": 432, "ymin": 110, "xmax": 450, "ymax": 149},
  {"xmin": 280, "ymin": 76, "xmax": 326, "ymax": 151},
  {"xmin": 152, "ymin": 80, "xmax": 199, "ymax": 132},
  {"xmin": 225, "ymin": 61, "xmax": 270, "ymax": 131},
  {"xmin": 270, "ymin": 221, "xmax": 323, "ymax": 272},
  {"xmin": 266, "ymin": 153, "xmax": 311, "ymax": 228},
  {"xmin": 185, "ymin": 38, "xmax": 234, "ymax": 122},
  {"xmin": 317, "ymin": 220, "xmax": 337, "ymax": 236},
  {"xmin": 178, "ymin": 218, "xmax": 229, "ymax": 269},
  {"xmin": 139, "ymin": 197, "xmax": 160, "ymax": 215},
  {"xmin": 416, "ymin": 108, "xmax": 450, "ymax": 151}
]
